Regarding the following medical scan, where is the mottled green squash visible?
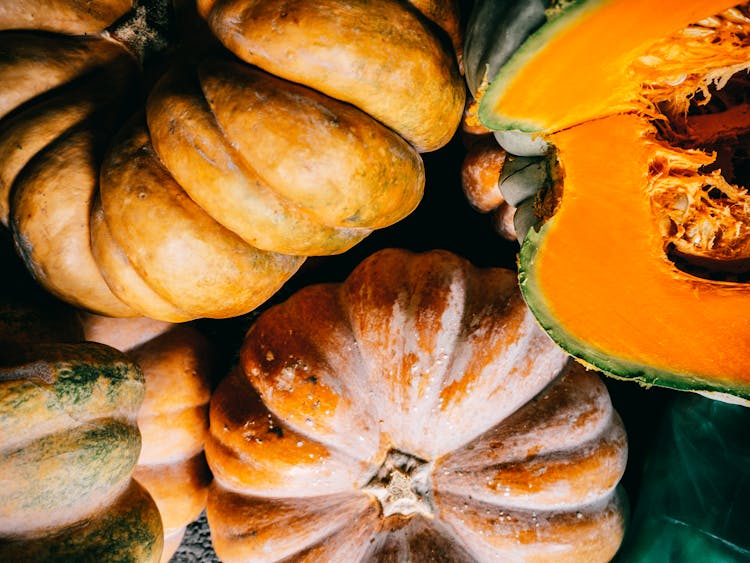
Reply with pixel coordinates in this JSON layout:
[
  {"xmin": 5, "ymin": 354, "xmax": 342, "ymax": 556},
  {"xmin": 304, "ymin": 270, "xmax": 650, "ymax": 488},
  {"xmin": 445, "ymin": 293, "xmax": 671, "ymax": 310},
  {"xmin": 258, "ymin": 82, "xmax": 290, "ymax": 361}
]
[{"xmin": 0, "ymin": 306, "xmax": 163, "ymax": 561}]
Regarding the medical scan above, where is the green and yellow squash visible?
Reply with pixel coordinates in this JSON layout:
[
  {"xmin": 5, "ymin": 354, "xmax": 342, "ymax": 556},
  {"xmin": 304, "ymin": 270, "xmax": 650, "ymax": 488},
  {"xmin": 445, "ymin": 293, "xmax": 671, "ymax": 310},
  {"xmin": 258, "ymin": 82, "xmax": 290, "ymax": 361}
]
[
  {"xmin": 465, "ymin": 0, "xmax": 750, "ymax": 401},
  {"xmin": 0, "ymin": 299, "xmax": 163, "ymax": 561}
]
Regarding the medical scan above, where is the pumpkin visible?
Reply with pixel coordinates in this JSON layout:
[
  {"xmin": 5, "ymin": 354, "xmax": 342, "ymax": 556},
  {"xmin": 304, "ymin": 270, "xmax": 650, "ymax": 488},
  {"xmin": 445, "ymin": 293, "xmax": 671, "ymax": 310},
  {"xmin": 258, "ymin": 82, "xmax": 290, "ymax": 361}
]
[
  {"xmin": 0, "ymin": 300, "xmax": 163, "ymax": 561},
  {"xmin": 464, "ymin": 0, "xmax": 750, "ymax": 400},
  {"xmin": 205, "ymin": 248, "xmax": 628, "ymax": 562},
  {"xmin": 1, "ymin": 0, "xmax": 464, "ymax": 322},
  {"xmin": 81, "ymin": 313, "xmax": 213, "ymax": 562}
]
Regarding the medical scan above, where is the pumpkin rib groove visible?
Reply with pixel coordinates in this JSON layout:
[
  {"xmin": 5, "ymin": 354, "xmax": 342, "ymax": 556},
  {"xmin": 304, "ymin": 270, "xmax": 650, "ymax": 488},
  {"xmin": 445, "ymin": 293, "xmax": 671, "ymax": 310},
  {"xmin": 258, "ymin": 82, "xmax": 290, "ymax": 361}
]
[
  {"xmin": 2, "ymin": 0, "xmax": 460, "ymax": 321},
  {"xmin": 195, "ymin": 67, "xmax": 372, "ymax": 235},
  {"xmin": 90, "ymin": 198, "xmax": 195, "ymax": 322},
  {"xmin": 10, "ymin": 124, "xmax": 138, "ymax": 317},
  {"xmin": 196, "ymin": 58, "xmax": 422, "ymax": 232},
  {"xmin": 207, "ymin": 484, "xmax": 378, "ymax": 562},
  {"xmin": 0, "ymin": 71, "xmax": 128, "ymax": 226},
  {"xmin": 435, "ymin": 416, "xmax": 627, "ymax": 512},
  {"xmin": 360, "ymin": 513, "xmax": 479, "ymax": 562},
  {"xmin": 99, "ymin": 116, "xmax": 305, "ymax": 319},
  {"xmin": 241, "ymin": 284, "xmax": 383, "ymax": 463},
  {"xmin": 209, "ymin": 249, "xmax": 627, "ymax": 561},
  {"xmin": 202, "ymin": 0, "xmax": 464, "ymax": 153},
  {"xmin": 435, "ymin": 488, "xmax": 627, "ymax": 562},
  {"xmin": 207, "ymin": 368, "xmax": 367, "ymax": 498},
  {"xmin": 0, "ymin": 391, "xmax": 140, "ymax": 451},
  {"xmin": 147, "ymin": 66, "xmax": 368, "ymax": 257},
  {"xmin": 436, "ymin": 364, "xmax": 617, "ymax": 477}
]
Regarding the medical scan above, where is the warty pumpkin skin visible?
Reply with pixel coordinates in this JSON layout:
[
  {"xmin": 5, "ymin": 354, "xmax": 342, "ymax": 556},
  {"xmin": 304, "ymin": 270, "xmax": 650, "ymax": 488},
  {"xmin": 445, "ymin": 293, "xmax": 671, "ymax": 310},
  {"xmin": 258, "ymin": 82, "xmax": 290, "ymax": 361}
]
[
  {"xmin": 464, "ymin": 0, "xmax": 750, "ymax": 401},
  {"xmin": 2, "ymin": 0, "xmax": 464, "ymax": 322},
  {"xmin": 206, "ymin": 248, "xmax": 628, "ymax": 562},
  {"xmin": 81, "ymin": 313, "xmax": 214, "ymax": 563},
  {"xmin": 0, "ymin": 305, "xmax": 163, "ymax": 561}
]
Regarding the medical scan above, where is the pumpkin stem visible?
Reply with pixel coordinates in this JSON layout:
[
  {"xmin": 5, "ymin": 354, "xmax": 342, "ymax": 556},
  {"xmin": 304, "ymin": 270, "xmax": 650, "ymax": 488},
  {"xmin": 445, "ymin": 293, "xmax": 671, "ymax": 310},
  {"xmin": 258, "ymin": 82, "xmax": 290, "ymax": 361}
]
[
  {"xmin": 362, "ymin": 449, "xmax": 435, "ymax": 519},
  {"xmin": 104, "ymin": 0, "xmax": 174, "ymax": 66}
]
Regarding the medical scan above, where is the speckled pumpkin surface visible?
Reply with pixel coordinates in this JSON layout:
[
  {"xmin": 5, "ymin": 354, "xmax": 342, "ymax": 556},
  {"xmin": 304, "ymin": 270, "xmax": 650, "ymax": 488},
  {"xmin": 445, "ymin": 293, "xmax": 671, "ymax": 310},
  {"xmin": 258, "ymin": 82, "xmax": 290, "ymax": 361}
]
[
  {"xmin": 206, "ymin": 249, "xmax": 628, "ymax": 562},
  {"xmin": 0, "ymin": 337, "xmax": 163, "ymax": 561}
]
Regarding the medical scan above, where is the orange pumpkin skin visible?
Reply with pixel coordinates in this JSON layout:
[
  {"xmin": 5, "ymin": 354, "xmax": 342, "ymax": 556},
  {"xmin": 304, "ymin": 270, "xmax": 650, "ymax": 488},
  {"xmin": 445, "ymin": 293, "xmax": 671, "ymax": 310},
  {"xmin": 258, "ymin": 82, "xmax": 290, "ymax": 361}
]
[
  {"xmin": 206, "ymin": 249, "xmax": 628, "ymax": 562},
  {"xmin": 3, "ymin": 0, "xmax": 463, "ymax": 322},
  {"xmin": 0, "ymin": 1, "xmax": 143, "ymax": 317},
  {"xmin": 199, "ymin": 0, "xmax": 465, "ymax": 153},
  {"xmin": 81, "ymin": 313, "xmax": 213, "ymax": 563}
]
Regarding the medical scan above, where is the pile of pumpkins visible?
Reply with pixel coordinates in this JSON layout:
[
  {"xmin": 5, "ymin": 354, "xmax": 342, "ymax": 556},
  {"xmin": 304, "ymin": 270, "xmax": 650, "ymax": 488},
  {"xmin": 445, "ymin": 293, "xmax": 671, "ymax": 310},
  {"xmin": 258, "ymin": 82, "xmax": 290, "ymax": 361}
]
[{"xmin": 1, "ymin": 0, "xmax": 749, "ymax": 561}]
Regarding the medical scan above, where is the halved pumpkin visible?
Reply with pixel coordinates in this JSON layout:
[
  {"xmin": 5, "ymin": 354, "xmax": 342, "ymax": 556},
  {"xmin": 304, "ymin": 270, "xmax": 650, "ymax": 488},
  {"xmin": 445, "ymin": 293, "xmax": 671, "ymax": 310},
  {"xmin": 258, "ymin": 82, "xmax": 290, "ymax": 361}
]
[{"xmin": 466, "ymin": 0, "xmax": 750, "ymax": 400}]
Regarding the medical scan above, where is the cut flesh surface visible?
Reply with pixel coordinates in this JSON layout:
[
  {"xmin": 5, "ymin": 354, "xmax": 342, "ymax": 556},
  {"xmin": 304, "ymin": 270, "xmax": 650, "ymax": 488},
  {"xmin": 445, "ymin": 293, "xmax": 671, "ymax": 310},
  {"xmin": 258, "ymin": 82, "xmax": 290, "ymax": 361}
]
[
  {"xmin": 479, "ymin": 0, "xmax": 742, "ymax": 133},
  {"xmin": 520, "ymin": 113, "xmax": 750, "ymax": 397}
]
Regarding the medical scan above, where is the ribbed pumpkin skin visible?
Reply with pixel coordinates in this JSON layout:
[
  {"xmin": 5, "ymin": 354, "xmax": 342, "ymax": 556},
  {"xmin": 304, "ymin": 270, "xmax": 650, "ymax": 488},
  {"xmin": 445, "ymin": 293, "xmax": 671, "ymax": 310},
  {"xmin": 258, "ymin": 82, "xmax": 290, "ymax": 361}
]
[
  {"xmin": 206, "ymin": 249, "xmax": 628, "ymax": 562},
  {"xmin": 199, "ymin": 0, "xmax": 465, "ymax": 153},
  {"xmin": 2, "ymin": 0, "xmax": 464, "ymax": 322},
  {"xmin": 0, "ymin": 339, "xmax": 163, "ymax": 561},
  {"xmin": 0, "ymin": 14, "xmax": 142, "ymax": 317},
  {"xmin": 82, "ymin": 313, "xmax": 213, "ymax": 563}
]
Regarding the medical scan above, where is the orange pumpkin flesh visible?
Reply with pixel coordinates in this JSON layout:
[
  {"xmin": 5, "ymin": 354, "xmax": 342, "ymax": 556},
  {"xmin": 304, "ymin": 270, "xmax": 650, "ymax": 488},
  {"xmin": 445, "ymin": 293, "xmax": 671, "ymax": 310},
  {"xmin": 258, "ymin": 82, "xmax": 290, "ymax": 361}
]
[
  {"xmin": 471, "ymin": 0, "xmax": 750, "ymax": 399},
  {"xmin": 206, "ymin": 249, "xmax": 627, "ymax": 562},
  {"xmin": 522, "ymin": 113, "xmax": 750, "ymax": 395},
  {"xmin": 479, "ymin": 0, "xmax": 742, "ymax": 133}
]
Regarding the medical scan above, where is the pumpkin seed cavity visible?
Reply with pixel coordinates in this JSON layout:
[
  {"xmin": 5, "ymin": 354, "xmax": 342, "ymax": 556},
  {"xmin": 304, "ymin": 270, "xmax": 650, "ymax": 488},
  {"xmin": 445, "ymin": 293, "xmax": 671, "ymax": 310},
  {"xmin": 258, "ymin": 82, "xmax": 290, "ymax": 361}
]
[{"xmin": 641, "ymin": 6, "xmax": 750, "ymax": 279}]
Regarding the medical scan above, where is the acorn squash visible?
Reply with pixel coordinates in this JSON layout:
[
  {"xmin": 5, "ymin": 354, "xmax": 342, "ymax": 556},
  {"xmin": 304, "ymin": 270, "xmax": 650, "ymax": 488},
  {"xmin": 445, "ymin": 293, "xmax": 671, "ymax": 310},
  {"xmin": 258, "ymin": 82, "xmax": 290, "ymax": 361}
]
[
  {"xmin": 206, "ymin": 249, "xmax": 628, "ymax": 562},
  {"xmin": 465, "ymin": 0, "xmax": 750, "ymax": 400}
]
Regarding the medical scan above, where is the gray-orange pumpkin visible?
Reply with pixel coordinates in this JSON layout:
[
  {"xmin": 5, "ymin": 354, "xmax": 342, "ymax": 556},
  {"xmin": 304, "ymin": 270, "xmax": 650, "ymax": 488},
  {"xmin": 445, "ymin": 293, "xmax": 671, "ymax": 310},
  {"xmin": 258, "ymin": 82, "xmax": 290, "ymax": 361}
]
[{"xmin": 206, "ymin": 249, "xmax": 628, "ymax": 562}]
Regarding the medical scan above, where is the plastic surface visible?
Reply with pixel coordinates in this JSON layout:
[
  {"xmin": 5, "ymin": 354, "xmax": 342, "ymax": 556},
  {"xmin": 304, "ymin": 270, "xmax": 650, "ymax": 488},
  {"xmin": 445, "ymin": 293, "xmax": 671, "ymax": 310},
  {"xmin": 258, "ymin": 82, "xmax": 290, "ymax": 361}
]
[{"xmin": 617, "ymin": 394, "xmax": 750, "ymax": 562}]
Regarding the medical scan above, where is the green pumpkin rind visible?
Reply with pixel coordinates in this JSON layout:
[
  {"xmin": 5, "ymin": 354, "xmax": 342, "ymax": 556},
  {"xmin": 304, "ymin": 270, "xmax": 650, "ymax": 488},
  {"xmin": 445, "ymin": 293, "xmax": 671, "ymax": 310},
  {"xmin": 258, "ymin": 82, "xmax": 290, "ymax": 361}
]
[
  {"xmin": 0, "ymin": 340, "xmax": 162, "ymax": 560},
  {"xmin": 0, "ymin": 343, "xmax": 144, "ymax": 520},
  {"xmin": 0, "ymin": 480, "xmax": 163, "ymax": 563},
  {"xmin": 473, "ymin": 0, "xmax": 596, "ymax": 132},
  {"xmin": 463, "ymin": 0, "xmax": 547, "ymax": 96}
]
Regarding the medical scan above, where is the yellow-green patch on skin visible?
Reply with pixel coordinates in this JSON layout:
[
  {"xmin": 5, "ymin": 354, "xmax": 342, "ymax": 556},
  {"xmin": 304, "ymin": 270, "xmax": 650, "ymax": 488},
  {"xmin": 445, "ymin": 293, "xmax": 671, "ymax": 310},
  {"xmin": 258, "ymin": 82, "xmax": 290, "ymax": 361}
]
[
  {"xmin": 0, "ymin": 479, "xmax": 163, "ymax": 563},
  {"xmin": 0, "ymin": 343, "xmax": 144, "ymax": 441}
]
